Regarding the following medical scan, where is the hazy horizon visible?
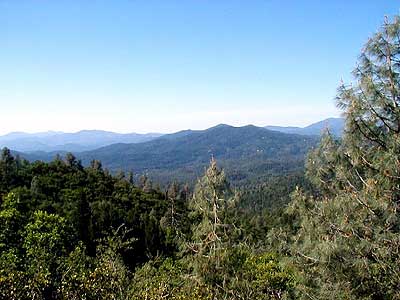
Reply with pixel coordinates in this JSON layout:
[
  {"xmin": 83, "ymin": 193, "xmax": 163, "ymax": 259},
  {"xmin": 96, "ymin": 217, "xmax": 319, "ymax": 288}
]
[
  {"xmin": 0, "ymin": 114, "xmax": 342, "ymax": 135},
  {"xmin": 0, "ymin": 116, "xmax": 343, "ymax": 136},
  {"xmin": 1, "ymin": 1, "xmax": 398, "ymax": 135}
]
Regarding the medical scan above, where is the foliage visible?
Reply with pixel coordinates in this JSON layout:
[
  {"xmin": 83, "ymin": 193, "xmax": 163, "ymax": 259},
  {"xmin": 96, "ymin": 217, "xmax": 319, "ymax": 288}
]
[
  {"xmin": 0, "ymin": 145, "xmax": 296, "ymax": 299},
  {"xmin": 243, "ymin": 252, "xmax": 295, "ymax": 300},
  {"xmin": 274, "ymin": 16, "xmax": 400, "ymax": 300},
  {"xmin": 22, "ymin": 124, "xmax": 316, "ymax": 189},
  {"xmin": 130, "ymin": 258, "xmax": 213, "ymax": 300}
]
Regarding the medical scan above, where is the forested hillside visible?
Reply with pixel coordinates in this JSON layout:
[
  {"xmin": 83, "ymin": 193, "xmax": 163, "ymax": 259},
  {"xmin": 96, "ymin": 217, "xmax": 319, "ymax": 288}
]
[
  {"xmin": 14, "ymin": 125, "xmax": 317, "ymax": 210},
  {"xmin": 0, "ymin": 149, "xmax": 284, "ymax": 299},
  {"xmin": 1, "ymin": 14, "xmax": 400, "ymax": 300},
  {"xmin": 79, "ymin": 125, "xmax": 317, "ymax": 186},
  {"xmin": 19, "ymin": 125, "xmax": 317, "ymax": 187}
]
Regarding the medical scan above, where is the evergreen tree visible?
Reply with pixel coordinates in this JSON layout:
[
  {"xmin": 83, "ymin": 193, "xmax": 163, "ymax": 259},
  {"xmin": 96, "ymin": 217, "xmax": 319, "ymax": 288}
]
[
  {"xmin": 283, "ymin": 16, "xmax": 400, "ymax": 299},
  {"xmin": 0, "ymin": 148, "xmax": 17, "ymax": 195},
  {"xmin": 189, "ymin": 158, "xmax": 237, "ymax": 259},
  {"xmin": 188, "ymin": 158, "xmax": 240, "ymax": 294}
]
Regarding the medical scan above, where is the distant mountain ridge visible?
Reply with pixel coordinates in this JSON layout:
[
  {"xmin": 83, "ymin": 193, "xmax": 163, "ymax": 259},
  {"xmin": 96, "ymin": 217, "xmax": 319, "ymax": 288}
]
[
  {"xmin": 74, "ymin": 124, "xmax": 318, "ymax": 185},
  {"xmin": 77, "ymin": 123, "xmax": 316, "ymax": 167},
  {"xmin": 0, "ymin": 130, "xmax": 163, "ymax": 152},
  {"xmin": 0, "ymin": 131, "xmax": 63, "ymax": 140},
  {"xmin": 265, "ymin": 117, "xmax": 344, "ymax": 136},
  {"xmin": 11, "ymin": 123, "xmax": 320, "ymax": 186},
  {"xmin": 1, "ymin": 117, "xmax": 343, "ymax": 153}
]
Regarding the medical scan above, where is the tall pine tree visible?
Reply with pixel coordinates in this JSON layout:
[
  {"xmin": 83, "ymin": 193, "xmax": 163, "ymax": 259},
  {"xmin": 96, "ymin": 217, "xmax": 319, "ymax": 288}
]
[{"xmin": 283, "ymin": 16, "xmax": 400, "ymax": 300}]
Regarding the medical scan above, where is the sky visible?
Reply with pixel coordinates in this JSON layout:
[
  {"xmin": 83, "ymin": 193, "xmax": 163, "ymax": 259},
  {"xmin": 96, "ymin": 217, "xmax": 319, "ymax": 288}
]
[{"xmin": 0, "ymin": 1, "xmax": 399, "ymax": 134}]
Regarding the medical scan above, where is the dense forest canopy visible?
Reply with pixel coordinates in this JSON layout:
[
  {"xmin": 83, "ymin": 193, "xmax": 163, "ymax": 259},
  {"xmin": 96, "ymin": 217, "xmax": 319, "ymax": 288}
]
[{"xmin": 1, "ymin": 15, "xmax": 400, "ymax": 300}]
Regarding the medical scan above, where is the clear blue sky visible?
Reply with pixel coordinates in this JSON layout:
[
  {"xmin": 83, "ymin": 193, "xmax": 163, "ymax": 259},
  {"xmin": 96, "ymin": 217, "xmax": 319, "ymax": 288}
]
[{"xmin": 1, "ymin": 1, "xmax": 399, "ymax": 134}]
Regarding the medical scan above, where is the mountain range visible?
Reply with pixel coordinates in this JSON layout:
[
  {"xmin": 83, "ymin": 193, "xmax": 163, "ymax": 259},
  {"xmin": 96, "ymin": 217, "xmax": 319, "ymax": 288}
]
[
  {"xmin": 14, "ymin": 124, "xmax": 318, "ymax": 186},
  {"xmin": 0, "ymin": 130, "xmax": 163, "ymax": 152},
  {"xmin": 3, "ymin": 117, "xmax": 344, "ymax": 186},
  {"xmin": 265, "ymin": 117, "xmax": 344, "ymax": 136},
  {"xmin": 1, "ymin": 117, "xmax": 344, "ymax": 153}
]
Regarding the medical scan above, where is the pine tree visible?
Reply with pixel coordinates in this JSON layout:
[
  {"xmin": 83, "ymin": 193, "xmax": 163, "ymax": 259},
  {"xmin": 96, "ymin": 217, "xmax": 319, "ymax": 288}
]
[
  {"xmin": 189, "ymin": 158, "xmax": 236, "ymax": 257},
  {"xmin": 0, "ymin": 148, "xmax": 17, "ymax": 195},
  {"xmin": 188, "ymin": 158, "xmax": 240, "ymax": 293},
  {"xmin": 284, "ymin": 16, "xmax": 400, "ymax": 299}
]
